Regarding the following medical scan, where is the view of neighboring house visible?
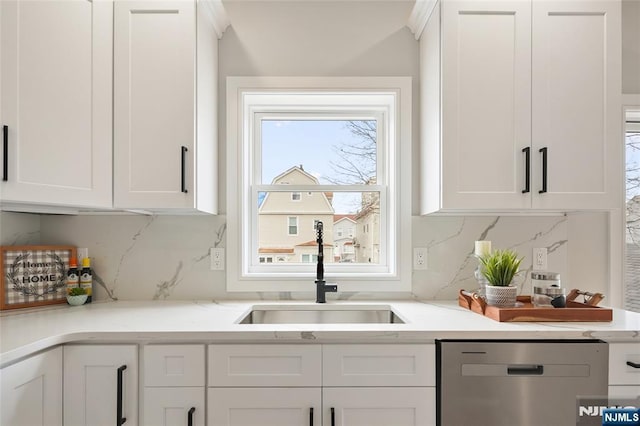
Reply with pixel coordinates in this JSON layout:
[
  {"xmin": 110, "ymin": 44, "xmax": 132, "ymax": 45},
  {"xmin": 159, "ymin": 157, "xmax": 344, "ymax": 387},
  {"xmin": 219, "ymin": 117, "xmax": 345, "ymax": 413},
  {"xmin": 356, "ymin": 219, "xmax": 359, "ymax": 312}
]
[
  {"xmin": 258, "ymin": 166, "xmax": 334, "ymax": 264},
  {"xmin": 333, "ymin": 215, "xmax": 357, "ymax": 262},
  {"xmin": 355, "ymin": 186, "xmax": 380, "ymax": 264},
  {"xmin": 258, "ymin": 165, "xmax": 381, "ymax": 265}
]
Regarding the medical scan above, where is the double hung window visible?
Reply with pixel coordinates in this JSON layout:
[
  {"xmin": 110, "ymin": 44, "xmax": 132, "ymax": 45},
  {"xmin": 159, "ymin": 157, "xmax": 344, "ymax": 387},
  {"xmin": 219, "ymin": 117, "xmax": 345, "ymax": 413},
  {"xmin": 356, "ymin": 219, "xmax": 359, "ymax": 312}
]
[{"xmin": 227, "ymin": 77, "xmax": 411, "ymax": 292}]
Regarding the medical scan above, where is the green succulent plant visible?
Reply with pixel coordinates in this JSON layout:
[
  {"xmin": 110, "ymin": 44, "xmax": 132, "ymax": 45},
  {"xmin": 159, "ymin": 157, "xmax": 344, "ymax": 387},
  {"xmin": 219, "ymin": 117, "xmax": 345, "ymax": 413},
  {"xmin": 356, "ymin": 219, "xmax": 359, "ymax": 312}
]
[
  {"xmin": 479, "ymin": 249, "xmax": 523, "ymax": 287},
  {"xmin": 68, "ymin": 287, "xmax": 87, "ymax": 296}
]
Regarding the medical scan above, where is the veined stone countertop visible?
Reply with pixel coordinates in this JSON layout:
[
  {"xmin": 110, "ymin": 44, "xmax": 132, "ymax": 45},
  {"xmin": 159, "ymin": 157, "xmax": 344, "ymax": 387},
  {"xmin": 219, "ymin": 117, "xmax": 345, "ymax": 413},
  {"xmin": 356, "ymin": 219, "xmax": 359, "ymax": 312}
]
[{"xmin": 1, "ymin": 300, "xmax": 639, "ymax": 367}]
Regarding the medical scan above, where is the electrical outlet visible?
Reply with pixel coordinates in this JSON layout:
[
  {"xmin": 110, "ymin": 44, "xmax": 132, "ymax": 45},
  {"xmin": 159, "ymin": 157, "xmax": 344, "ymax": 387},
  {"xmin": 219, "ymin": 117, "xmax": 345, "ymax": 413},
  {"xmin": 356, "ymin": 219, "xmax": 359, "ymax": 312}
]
[
  {"xmin": 413, "ymin": 248, "xmax": 428, "ymax": 270},
  {"xmin": 533, "ymin": 247, "xmax": 547, "ymax": 270},
  {"xmin": 210, "ymin": 248, "xmax": 225, "ymax": 271}
]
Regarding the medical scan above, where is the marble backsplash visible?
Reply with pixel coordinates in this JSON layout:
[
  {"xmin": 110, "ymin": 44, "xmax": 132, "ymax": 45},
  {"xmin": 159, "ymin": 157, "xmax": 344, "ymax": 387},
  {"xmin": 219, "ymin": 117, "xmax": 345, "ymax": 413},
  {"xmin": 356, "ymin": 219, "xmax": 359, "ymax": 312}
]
[{"xmin": 0, "ymin": 211, "xmax": 599, "ymax": 302}]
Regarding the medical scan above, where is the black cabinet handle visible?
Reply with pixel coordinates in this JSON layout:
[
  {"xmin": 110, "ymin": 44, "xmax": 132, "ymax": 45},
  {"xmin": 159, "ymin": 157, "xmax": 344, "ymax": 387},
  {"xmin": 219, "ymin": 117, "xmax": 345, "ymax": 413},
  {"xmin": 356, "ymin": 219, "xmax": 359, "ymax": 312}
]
[
  {"xmin": 539, "ymin": 147, "xmax": 548, "ymax": 194},
  {"xmin": 627, "ymin": 361, "xmax": 640, "ymax": 369},
  {"xmin": 117, "ymin": 365, "xmax": 127, "ymax": 426},
  {"xmin": 181, "ymin": 146, "xmax": 188, "ymax": 193},
  {"xmin": 522, "ymin": 147, "xmax": 530, "ymax": 193},
  {"xmin": 331, "ymin": 407, "xmax": 335, "ymax": 426},
  {"xmin": 188, "ymin": 407, "xmax": 196, "ymax": 426},
  {"xmin": 3, "ymin": 125, "xmax": 8, "ymax": 181},
  {"xmin": 309, "ymin": 407, "xmax": 313, "ymax": 426}
]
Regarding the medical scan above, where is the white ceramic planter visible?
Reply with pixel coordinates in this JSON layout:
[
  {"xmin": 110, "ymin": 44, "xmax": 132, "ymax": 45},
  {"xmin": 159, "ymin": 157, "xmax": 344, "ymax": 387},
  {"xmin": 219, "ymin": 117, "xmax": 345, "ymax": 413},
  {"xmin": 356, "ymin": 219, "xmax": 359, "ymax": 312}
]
[
  {"xmin": 66, "ymin": 295, "xmax": 88, "ymax": 306},
  {"xmin": 485, "ymin": 285, "xmax": 517, "ymax": 307}
]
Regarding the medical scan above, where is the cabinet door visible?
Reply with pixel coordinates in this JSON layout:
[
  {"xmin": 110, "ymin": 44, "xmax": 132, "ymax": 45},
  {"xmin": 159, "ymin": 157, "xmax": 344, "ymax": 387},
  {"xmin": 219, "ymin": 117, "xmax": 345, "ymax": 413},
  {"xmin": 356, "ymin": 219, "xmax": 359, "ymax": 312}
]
[
  {"xmin": 0, "ymin": 0, "xmax": 112, "ymax": 208},
  {"xmin": 532, "ymin": 0, "xmax": 621, "ymax": 209},
  {"xmin": 608, "ymin": 386, "xmax": 640, "ymax": 398},
  {"xmin": 113, "ymin": 0, "xmax": 196, "ymax": 210},
  {"xmin": 323, "ymin": 387, "xmax": 435, "ymax": 426},
  {"xmin": 64, "ymin": 345, "xmax": 138, "ymax": 426},
  {"xmin": 441, "ymin": 0, "xmax": 532, "ymax": 210},
  {"xmin": 144, "ymin": 387, "xmax": 204, "ymax": 426},
  {"xmin": 208, "ymin": 388, "xmax": 321, "ymax": 426},
  {"xmin": 0, "ymin": 347, "xmax": 62, "ymax": 426}
]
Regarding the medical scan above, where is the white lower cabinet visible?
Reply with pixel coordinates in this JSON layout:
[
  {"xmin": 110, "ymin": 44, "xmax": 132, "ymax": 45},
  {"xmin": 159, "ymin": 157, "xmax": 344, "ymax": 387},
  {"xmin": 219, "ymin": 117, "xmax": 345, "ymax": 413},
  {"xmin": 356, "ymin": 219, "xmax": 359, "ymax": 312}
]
[
  {"xmin": 324, "ymin": 387, "xmax": 435, "ymax": 426},
  {"xmin": 608, "ymin": 343, "xmax": 640, "ymax": 399},
  {"xmin": 64, "ymin": 345, "xmax": 138, "ymax": 426},
  {"xmin": 208, "ymin": 387, "xmax": 321, "ymax": 426},
  {"xmin": 207, "ymin": 344, "xmax": 435, "ymax": 426},
  {"xmin": 142, "ymin": 344, "xmax": 205, "ymax": 426},
  {"xmin": 0, "ymin": 347, "xmax": 63, "ymax": 426},
  {"xmin": 144, "ymin": 387, "xmax": 204, "ymax": 426}
]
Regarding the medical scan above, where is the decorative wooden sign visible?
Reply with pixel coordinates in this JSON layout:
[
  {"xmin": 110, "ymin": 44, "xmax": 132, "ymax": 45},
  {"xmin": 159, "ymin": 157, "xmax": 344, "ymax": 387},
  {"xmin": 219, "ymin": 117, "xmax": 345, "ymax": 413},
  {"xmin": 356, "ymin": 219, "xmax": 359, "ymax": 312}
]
[{"xmin": 1, "ymin": 245, "xmax": 76, "ymax": 310}]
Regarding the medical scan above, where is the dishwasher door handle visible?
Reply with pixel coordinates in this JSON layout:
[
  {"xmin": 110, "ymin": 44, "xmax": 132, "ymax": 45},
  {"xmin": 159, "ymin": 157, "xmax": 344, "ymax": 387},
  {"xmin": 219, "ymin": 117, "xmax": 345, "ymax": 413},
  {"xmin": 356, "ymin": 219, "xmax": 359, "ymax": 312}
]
[{"xmin": 507, "ymin": 364, "xmax": 544, "ymax": 375}]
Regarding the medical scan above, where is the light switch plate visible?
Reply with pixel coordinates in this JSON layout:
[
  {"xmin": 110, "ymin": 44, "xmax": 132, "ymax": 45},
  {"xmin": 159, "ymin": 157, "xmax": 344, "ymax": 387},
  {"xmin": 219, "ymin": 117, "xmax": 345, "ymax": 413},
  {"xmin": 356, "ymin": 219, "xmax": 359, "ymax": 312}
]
[{"xmin": 210, "ymin": 248, "xmax": 225, "ymax": 271}]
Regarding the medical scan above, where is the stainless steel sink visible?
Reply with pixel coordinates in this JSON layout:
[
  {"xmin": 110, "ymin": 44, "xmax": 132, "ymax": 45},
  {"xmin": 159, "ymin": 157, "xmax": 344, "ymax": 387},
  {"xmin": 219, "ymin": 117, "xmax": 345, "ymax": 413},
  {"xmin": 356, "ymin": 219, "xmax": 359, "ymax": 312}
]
[{"xmin": 237, "ymin": 305, "xmax": 405, "ymax": 324}]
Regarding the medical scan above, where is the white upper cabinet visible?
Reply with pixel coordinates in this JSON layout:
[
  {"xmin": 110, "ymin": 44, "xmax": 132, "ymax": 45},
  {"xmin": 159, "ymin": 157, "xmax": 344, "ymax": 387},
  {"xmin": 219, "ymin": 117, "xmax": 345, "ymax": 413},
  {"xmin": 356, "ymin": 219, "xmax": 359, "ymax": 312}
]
[
  {"xmin": 418, "ymin": 0, "xmax": 622, "ymax": 214},
  {"xmin": 531, "ymin": 0, "xmax": 621, "ymax": 210},
  {"xmin": 113, "ymin": 0, "xmax": 225, "ymax": 213},
  {"xmin": 0, "ymin": 0, "xmax": 113, "ymax": 210}
]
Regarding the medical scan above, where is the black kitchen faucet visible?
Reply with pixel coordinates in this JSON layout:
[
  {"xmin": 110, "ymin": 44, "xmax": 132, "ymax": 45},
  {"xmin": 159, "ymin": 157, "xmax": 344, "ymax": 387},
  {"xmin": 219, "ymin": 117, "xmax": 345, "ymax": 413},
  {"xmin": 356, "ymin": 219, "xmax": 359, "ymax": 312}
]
[{"xmin": 315, "ymin": 221, "xmax": 337, "ymax": 303}]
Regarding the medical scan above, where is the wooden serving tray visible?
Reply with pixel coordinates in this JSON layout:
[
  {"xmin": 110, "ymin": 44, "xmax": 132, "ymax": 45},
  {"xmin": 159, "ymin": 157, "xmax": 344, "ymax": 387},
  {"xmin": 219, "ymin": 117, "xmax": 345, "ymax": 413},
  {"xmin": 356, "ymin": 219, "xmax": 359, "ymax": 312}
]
[{"xmin": 458, "ymin": 289, "xmax": 613, "ymax": 322}]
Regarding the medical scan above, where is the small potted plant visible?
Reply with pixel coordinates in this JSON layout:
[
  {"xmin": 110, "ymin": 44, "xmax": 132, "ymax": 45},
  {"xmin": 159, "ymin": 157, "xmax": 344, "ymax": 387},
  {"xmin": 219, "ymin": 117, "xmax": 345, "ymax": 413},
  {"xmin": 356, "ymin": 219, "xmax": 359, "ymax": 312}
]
[
  {"xmin": 67, "ymin": 287, "xmax": 88, "ymax": 306},
  {"xmin": 479, "ymin": 249, "xmax": 523, "ymax": 307}
]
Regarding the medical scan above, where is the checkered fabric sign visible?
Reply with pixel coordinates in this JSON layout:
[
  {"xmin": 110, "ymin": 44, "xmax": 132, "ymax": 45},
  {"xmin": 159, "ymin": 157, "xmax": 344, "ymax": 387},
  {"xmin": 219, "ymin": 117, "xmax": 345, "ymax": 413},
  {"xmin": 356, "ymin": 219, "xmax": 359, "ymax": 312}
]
[{"xmin": 1, "ymin": 246, "xmax": 75, "ymax": 309}]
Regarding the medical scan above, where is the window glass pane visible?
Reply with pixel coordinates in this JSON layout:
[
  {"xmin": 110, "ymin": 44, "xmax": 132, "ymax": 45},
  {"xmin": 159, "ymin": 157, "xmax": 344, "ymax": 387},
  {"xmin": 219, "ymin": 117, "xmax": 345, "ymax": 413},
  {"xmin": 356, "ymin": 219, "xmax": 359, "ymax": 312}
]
[
  {"xmin": 257, "ymin": 191, "xmax": 380, "ymax": 265},
  {"xmin": 261, "ymin": 120, "xmax": 377, "ymax": 185},
  {"xmin": 625, "ymin": 110, "xmax": 640, "ymax": 313}
]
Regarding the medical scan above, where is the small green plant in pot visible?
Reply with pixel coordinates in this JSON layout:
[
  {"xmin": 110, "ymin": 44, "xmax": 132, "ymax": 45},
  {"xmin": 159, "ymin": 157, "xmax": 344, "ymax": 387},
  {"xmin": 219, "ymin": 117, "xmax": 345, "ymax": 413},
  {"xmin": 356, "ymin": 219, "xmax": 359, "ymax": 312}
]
[
  {"xmin": 67, "ymin": 287, "xmax": 88, "ymax": 306},
  {"xmin": 479, "ymin": 249, "xmax": 523, "ymax": 306}
]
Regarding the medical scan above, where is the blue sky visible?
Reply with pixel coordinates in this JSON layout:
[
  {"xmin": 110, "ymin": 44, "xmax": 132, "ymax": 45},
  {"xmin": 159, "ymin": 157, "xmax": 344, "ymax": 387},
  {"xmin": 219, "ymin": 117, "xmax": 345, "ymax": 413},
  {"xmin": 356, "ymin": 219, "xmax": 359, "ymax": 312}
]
[{"xmin": 261, "ymin": 120, "xmax": 376, "ymax": 214}]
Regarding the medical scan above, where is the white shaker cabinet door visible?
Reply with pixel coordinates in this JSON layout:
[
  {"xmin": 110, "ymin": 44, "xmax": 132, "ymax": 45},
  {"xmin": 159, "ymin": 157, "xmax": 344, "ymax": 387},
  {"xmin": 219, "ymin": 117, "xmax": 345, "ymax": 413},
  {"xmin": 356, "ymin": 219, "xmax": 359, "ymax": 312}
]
[
  {"xmin": 440, "ymin": 0, "xmax": 532, "ymax": 211},
  {"xmin": 531, "ymin": 0, "xmax": 621, "ymax": 210},
  {"xmin": 113, "ymin": 0, "xmax": 196, "ymax": 210},
  {"xmin": 208, "ymin": 387, "xmax": 321, "ymax": 426},
  {"xmin": 0, "ymin": 0, "xmax": 112, "ymax": 209},
  {"xmin": 64, "ymin": 345, "xmax": 138, "ymax": 426},
  {"xmin": 0, "ymin": 347, "xmax": 62, "ymax": 426},
  {"xmin": 143, "ymin": 387, "xmax": 204, "ymax": 426},
  {"xmin": 323, "ymin": 387, "xmax": 435, "ymax": 426}
]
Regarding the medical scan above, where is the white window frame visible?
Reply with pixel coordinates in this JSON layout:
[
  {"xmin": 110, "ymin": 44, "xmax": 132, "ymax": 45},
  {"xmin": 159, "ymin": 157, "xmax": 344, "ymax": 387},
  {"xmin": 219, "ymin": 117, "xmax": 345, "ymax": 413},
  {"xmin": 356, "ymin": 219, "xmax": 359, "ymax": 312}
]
[
  {"xmin": 301, "ymin": 254, "xmax": 318, "ymax": 263},
  {"xmin": 227, "ymin": 77, "xmax": 412, "ymax": 292},
  {"xmin": 291, "ymin": 192, "xmax": 301, "ymax": 201},
  {"xmin": 287, "ymin": 216, "xmax": 298, "ymax": 236}
]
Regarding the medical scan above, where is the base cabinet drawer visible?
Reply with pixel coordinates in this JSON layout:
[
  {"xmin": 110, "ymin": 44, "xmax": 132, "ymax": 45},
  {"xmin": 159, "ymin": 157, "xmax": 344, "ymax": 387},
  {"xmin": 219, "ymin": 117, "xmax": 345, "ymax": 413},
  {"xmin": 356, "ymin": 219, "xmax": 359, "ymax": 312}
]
[
  {"xmin": 208, "ymin": 344, "xmax": 322, "ymax": 387},
  {"xmin": 323, "ymin": 344, "xmax": 434, "ymax": 387},
  {"xmin": 143, "ymin": 344, "xmax": 205, "ymax": 387},
  {"xmin": 207, "ymin": 387, "xmax": 321, "ymax": 426}
]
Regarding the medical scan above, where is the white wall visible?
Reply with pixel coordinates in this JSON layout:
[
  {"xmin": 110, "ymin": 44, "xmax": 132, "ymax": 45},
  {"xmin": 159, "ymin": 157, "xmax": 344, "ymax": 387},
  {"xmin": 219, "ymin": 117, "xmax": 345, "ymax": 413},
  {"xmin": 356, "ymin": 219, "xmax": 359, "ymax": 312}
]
[{"xmin": 218, "ymin": 0, "xmax": 421, "ymax": 214}]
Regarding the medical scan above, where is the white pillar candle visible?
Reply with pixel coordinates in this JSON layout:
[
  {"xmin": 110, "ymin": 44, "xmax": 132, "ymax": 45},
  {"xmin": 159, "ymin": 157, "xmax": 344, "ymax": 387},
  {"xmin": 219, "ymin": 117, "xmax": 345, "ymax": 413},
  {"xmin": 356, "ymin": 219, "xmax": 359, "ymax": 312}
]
[{"xmin": 474, "ymin": 241, "xmax": 491, "ymax": 257}]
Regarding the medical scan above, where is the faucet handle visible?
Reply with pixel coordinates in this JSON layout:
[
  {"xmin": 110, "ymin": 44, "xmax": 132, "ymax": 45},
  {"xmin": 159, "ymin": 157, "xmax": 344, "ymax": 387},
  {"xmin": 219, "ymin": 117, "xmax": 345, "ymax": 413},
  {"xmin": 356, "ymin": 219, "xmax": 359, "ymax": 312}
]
[{"xmin": 325, "ymin": 283, "xmax": 338, "ymax": 293}]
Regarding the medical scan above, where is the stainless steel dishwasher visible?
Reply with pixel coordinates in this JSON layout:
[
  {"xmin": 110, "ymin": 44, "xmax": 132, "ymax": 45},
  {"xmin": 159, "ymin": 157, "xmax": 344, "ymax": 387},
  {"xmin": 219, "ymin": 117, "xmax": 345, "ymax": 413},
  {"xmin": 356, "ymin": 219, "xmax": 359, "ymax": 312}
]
[{"xmin": 437, "ymin": 339, "xmax": 608, "ymax": 426}]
